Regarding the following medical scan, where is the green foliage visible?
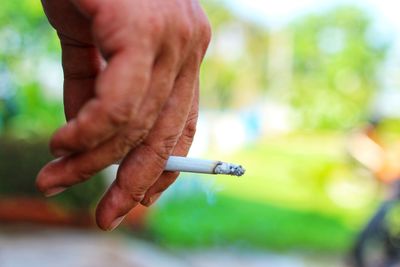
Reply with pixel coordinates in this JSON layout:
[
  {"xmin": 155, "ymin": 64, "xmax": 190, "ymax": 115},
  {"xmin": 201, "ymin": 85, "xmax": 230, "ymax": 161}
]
[
  {"xmin": 0, "ymin": 138, "xmax": 49, "ymax": 195},
  {"xmin": 200, "ymin": 3, "xmax": 388, "ymax": 129},
  {"xmin": 0, "ymin": 0, "xmax": 62, "ymax": 137},
  {"xmin": 288, "ymin": 6, "xmax": 388, "ymax": 129},
  {"xmin": 200, "ymin": 1, "xmax": 270, "ymax": 108},
  {"xmin": 0, "ymin": 0, "xmax": 57, "ymax": 54},
  {"xmin": 386, "ymin": 202, "xmax": 400, "ymax": 240},
  {"xmin": 4, "ymin": 83, "xmax": 64, "ymax": 138}
]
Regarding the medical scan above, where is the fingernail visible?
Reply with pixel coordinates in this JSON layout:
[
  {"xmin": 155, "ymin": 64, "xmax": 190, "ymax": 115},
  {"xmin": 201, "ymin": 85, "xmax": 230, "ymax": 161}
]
[
  {"xmin": 141, "ymin": 197, "xmax": 152, "ymax": 207},
  {"xmin": 45, "ymin": 187, "xmax": 66, "ymax": 197},
  {"xmin": 108, "ymin": 215, "xmax": 126, "ymax": 231},
  {"xmin": 141, "ymin": 193, "xmax": 162, "ymax": 207},
  {"xmin": 53, "ymin": 149, "xmax": 72, "ymax": 157}
]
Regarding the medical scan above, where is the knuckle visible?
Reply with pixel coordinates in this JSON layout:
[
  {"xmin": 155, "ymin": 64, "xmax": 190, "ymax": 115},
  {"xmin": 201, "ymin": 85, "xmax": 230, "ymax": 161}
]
[
  {"xmin": 93, "ymin": 3, "xmax": 122, "ymax": 40},
  {"xmin": 184, "ymin": 114, "xmax": 198, "ymax": 139},
  {"xmin": 129, "ymin": 191, "xmax": 146, "ymax": 203},
  {"xmin": 76, "ymin": 171, "xmax": 92, "ymax": 183},
  {"xmin": 71, "ymin": 165, "xmax": 93, "ymax": 183},
  {"xmin": 141, "ymin": 140, "xmax": 170, "ymax": 164},
  {"xmin": 67, "ymin": 158, "xmax": 93, "ymax": 183},
  {"xmin": 109, "ymin": 139, "xmax": 124, "ymax": 160},
  {"xmin": 105, "ymin": 102, "xmax": 132, "ymax": 126},
  {"xmin": 179, "ymin": 115, "xmax": 198, "ymax": 148},
  {"xmin": 79, "ymin": 134, "xmax": 97, "ymax": 149},
  {"xmin": 76, "ymin": 121, "xmax": 98, "ymax": 149},
  {"xmin": 177, "ymin": 20, "xmax": 194, "ymax": 47},
  {"xmin": 161, "ymin": 134, "xmax": 180, "ymax": 157},
  {"xmin": 197, "ymin": 17, "xmax": 212, "ymax": 53},
  {"xmin": 122, "ymin": 128, "xmax": 150, "ymax": 149},
  {"xmin": 114, "ymin": 120, "xmax": 153, "ymax": 157},
  {"xmin": 147, "ymin": 15, "xmax": 165, "ymax": 38},
  {"xmin": 114, "ymin": 138, "xmax": 130, "ymax": 158},
  {"xmin": 115, "ymin": 179, "xmax": 146, "ymax": 203}
]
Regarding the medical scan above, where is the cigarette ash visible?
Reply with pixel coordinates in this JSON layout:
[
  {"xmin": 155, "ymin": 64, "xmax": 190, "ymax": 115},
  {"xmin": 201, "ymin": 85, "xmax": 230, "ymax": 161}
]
[{"xmin": 214, "ymin": 162, "xmax": 245, "ymax": 176}]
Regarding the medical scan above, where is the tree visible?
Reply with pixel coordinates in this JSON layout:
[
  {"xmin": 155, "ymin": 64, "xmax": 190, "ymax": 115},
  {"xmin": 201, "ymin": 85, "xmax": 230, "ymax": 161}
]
[
  {"xmin": 200, "ymin": 1, "xmax": 270, "ymax": 109},
  {"xmin": 0, "ymin": 0, "xmax": 63, "ymax": 137},
  {"xmin": 288, "ymin": 6, "xmax": 388, "ymax": 130}
]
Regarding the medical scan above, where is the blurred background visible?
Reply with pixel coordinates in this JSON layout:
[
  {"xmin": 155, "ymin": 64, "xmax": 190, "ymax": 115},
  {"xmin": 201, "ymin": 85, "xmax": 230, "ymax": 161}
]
[{"xmin": 1, "ymin": 0, "xmax": 400, "ymax": 266}]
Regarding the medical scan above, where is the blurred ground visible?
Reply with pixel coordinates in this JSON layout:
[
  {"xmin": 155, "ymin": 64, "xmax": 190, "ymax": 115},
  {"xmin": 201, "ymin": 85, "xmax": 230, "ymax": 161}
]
[{"xmin": 0, "ymin": 226, "xmax": 346, "ymax": 267}]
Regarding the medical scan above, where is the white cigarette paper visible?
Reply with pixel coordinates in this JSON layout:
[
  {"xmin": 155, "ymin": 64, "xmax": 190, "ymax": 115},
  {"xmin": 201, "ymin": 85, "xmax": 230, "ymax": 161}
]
[
  {"xmin": 116, "ymin": 156, "xmax": 245, "ymax": 176},
  {"xmin": 164, "ymin": 156, "xmax": 245, "ymax": 176}
]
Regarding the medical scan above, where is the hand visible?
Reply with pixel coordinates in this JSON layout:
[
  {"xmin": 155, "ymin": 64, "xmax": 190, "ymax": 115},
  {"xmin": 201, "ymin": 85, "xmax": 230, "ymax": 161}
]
[{"xmin": 36, "ymin": 0, "xmax": 211, "ymax": 230}]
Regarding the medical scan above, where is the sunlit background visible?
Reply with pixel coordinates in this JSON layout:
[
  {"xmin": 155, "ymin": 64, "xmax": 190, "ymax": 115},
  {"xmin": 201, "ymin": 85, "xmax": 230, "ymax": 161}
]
[{"xmin": 1, "ymin": 0, "xmax": 400, "ymax": 266}]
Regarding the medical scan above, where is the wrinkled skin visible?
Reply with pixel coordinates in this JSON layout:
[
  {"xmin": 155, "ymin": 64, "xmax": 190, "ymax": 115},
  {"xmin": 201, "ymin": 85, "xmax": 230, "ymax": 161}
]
[{"xmin": 36, "ymin": 0, "xmax": 211, "ymax": 230}]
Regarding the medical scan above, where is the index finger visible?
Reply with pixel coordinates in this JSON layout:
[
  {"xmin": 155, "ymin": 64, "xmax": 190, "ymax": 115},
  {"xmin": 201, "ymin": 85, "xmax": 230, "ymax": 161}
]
[{"xmin": 50, "ymin": 47, "xmax": 154, "ymax": 157}]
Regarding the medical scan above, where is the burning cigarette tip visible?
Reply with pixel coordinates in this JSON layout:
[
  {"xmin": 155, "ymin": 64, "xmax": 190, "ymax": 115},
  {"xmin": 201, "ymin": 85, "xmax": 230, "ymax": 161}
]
[{"xmin": 214, "ymin": 162, "xmax": 246, "ymax": 176}]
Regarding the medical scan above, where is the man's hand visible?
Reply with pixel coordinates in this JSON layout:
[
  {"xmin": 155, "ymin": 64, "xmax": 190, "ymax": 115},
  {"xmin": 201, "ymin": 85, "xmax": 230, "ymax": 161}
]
[{"xmin": 36, "ymin": 0, "xmax": 211, "ymax": 230}]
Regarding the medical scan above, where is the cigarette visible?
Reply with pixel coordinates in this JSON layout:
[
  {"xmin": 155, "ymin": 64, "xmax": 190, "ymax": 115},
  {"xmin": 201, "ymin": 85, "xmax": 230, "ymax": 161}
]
[
  {"xmin": 164, "ymin": 156, "xmax": 245, "ymax": 176},
  {"xmin": 115, "ymin": 156, "xmax": 245, "ymax": 176},
  {"xmin": 115, "ymin": 156, "xmax": 246, "ymax": 176}
]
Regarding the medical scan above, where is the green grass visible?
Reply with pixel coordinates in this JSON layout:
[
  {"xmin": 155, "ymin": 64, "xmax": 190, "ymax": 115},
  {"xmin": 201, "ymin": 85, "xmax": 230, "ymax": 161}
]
[
  {"xmin": 148, "ymin": 193, "xmax": 356, "ymax": 251},
  {"xmin": 210, "ymin": 132, "xmax": 379, "ymax": 224}
]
